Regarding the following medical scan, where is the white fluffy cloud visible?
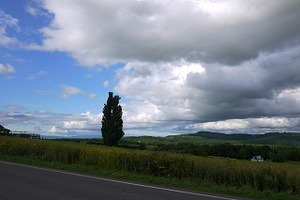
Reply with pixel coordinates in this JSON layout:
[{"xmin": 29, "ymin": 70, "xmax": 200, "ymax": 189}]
[
  {"xmin": 47, "ymin": 111, "xmax": 102, "ymax": 135},
  {"xmin": 59, "ymin": 85, "xmax": 96, "ymax": 99},
  {"xmin": 189, "ymin": 117, "xmax": 293, "ymax": 132},
  {"xmin": 0, "ymin": 10, "xmax": 20, "ymax": 46},
  {"xmin": 25, "ymin": 1, "xmax": 52, "ymax": 17},
  {"xmin": 60, "ymin": 85, "xmax": 84, "ymax": 99},
  {"xmin": 0, "ymin": 64, "xmax": 15, "ymax": 75},
  {"xmin": 25, "ymin": 5, "xmax": 38, "ymax": 16},
  {"xmin": 116, "ymin": 61, "xmax": 204, "ymax": 122},
  {"xmin": 199, "ymin": 116, "xmax": 300, "ymax": 135},
  {"xmin": 103, "ymin": 80, "xmax": 109, "ymax": 88},
  {"xmin": 0, "ymin": 108, "xmax": 102, "ymax": 136}
]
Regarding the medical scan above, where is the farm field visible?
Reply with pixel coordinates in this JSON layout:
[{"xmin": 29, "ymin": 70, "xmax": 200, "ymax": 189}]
[{"xmin": 0, "ymin": 136, "xmax": 299, "ymax": 200}]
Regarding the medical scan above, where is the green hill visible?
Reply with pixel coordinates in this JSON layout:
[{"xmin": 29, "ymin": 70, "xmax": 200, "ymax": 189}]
[
  {"xmin": 183, "ymin": 131, "xmax": 300, "ymax": 146},
  {"xmin": 123, "ymin": 131, "xmax": 300, "ymax": 146}
]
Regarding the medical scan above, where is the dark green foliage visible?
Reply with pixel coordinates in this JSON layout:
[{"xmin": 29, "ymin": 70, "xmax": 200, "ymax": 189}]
[
  {"xmin": 0, "ymin": 124, "xmax": 10, "ymax": 135},
  {"xmin": 1, "ymin": 124, "xmax": 40, "ymax": 139},
  {"xmin": 101, "ymin": 92, "xmax": 124, "ymax": 146},
  {"xmin": 187, "ymin": 131, "xmax": 300, "ymax": 146},
  {"xmin": 7, "ymin": 133, "xmax": 41, "ymax": 139},
  {"xmin": 154, "ymin": 143, "xmax": 300, "ymax": 162}
]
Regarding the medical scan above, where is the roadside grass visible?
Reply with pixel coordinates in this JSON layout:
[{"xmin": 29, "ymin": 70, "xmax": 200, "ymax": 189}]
[
  {"xmin": 1, "ymin": 153, "xmax": 298, "ymax": 200},
  {"xmin": 0, "ymin": 137, "xmax": 299, "ymax": 200}
]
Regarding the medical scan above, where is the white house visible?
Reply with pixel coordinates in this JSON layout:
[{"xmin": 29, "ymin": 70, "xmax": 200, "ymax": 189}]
[{"xmin": 251, "ymin": 155, "xmax": 264, "ymax": 162}]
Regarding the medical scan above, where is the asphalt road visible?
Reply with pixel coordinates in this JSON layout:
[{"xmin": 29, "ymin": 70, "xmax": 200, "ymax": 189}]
[{"xmin": 0, "ymin": 161, "xmax": 244, "ymax": 200}]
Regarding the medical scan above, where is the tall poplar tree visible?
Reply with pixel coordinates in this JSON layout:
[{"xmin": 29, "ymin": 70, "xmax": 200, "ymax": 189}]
[{"xmin": 101, "ymin": 92, "xmax": 124, "ymax": 146}]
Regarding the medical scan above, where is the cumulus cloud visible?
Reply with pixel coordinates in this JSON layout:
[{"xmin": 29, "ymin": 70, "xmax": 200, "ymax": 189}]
[
  {"xmin": 190, "ymin": 119, "xmax": 250, "ymax": 131},
  {"xmin": 25, "ymin": 5, "xmax": 38, "ymax": 16},
  {"xmin": 115, "ymin": 45, "xmax": 300, "ymax": 132},
  {"xmin": 49, "ymin": 126, "xmax": 66, "ymax": 134},
  {"xmin": 59, "ymin": 84, "xmax": 96, "ymax": 99},
  {"xmin": 63, "ymin": 121, "xmax": 87, "ymax": 129},
  {"xmin": 103, "ymin": 80, "xmax": 109, "ymax": 88},
  {"xmin": 0, "ymin": 107, "xmax": 102, "ymax": 135},
  {"xmin": 3, "ymin": 1, "xmax": 300, "ymax": 135},
  {"xmin": 115, "ymin": 61, "xmax": 204, "ymax": 124},
  {"xmin": 0, "ymin": 10, "xmax": 20, "ymax": 46},
  {"xmin": 0, "ymin": 110, "xmax": 35, "ymax": 126},
  {"xmin": 34, "ymin": 0, "xmax": 300, "ymax": 66},
  {"xmin": 0, "ymin": 64, "xmax": 15, "ymax": 75},
  {"xmin": 47, "ymin": 111, "xmax": 102, "ymax": 135},
  {"xmin": 187, "ymin": 46, "xmax": 300, "ymax": 121},
  {"xmin": 188, "ymin": 117, "xmax": 296, "ymax": 133},
  {"xmin": 25, "ymin": 0, "xmax": 300, "ymax": 133},
  {"xmin": 25, "ymin": 0, "xmax": 52, "ymax": 17},
  {"xmin": 60, "ymin": 85, "xmax": 83, "ymax": 99}
]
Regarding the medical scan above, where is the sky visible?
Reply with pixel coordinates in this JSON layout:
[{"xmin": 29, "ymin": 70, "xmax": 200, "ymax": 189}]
[{"xmin": 1, "ymin": 0, "xmax": 300, "ymax": 137}]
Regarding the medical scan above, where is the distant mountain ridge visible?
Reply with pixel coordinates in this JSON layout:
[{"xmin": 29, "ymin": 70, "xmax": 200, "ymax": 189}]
[{"xmin": 183, "ymin": 131, "xmax": 300, "ymax": 146}]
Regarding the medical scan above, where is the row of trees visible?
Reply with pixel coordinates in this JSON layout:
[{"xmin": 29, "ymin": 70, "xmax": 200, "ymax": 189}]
[
  {"xmin": 0, "ymin": 131, "xmax": 41, "ymax": 139},
  {"xmin": 154, "ymin": 143, "xmax": 300, "ymax": 162}
]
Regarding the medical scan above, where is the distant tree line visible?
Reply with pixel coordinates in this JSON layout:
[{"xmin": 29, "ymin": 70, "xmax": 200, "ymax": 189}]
[
  {"xmin": 154, "ymin": 143, "xmax": 300, "ymax": 162},
  {"xmin": 0, "ymin": 130, "xmax": 41, "ymax": 139},
  {"xmin": 187, "ymin": 131, "xmax": 300, "ymax": 146}
]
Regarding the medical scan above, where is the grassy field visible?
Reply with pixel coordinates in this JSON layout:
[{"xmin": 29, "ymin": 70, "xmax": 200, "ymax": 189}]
[{"xmin": 0, "ymin": 136, "xmax": 299, "ymax": 200}]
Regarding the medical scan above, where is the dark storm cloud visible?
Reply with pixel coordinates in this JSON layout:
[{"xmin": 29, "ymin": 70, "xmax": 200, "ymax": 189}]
[{"xmin": 187, "ymin": 46, "xmax": 300, "ymax": 122}]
